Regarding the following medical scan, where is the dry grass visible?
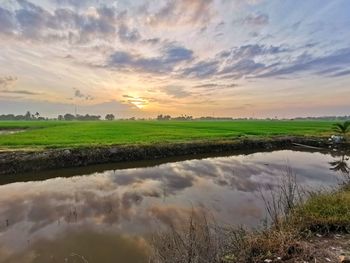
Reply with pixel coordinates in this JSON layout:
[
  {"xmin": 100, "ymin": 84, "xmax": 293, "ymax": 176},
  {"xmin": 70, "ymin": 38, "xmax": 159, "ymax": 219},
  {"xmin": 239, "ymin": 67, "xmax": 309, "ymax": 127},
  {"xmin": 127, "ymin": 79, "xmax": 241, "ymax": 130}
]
[
  {"xmin": 149, "ymin": 167, "xmax": 350, "ymax": 262},
  {"xmin": 149, "ymin": 210, "xmax": 229, "ymax": 263}
]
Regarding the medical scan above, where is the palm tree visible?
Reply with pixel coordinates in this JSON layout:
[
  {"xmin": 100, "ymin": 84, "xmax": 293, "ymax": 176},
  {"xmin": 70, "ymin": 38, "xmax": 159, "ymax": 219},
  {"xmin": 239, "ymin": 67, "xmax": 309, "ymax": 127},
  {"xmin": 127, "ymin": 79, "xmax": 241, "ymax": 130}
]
[
  {"xmin": 329, "ymin": 154, "xmax": 350, "ymax": 175},
  {"xmin": 332, "ymin": 121, "xmax": 350, "ymax": 139}
]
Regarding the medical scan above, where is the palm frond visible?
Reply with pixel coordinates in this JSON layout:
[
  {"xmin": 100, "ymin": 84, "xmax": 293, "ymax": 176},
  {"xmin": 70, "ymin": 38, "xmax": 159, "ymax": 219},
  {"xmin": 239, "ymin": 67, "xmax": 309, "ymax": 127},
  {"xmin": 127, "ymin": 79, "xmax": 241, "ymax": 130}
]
[{"xmin": 332, "ymin": 121, "xmax": 350, "ymax": 134}]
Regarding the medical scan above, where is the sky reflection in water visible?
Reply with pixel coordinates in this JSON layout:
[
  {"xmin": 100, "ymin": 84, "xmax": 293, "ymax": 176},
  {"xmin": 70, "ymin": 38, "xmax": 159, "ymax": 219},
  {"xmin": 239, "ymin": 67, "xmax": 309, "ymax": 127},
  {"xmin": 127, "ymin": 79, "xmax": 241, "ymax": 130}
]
[{"xmin": 0, "ymin": 150, "xmax": 348, "ymax": 262}]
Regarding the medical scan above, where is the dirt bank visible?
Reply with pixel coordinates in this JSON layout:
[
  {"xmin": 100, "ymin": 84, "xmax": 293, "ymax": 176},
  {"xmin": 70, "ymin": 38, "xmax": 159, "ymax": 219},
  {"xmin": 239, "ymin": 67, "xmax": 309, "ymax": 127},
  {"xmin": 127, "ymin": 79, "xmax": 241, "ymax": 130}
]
[{"xmin": 0, "ymin": 136, "xmax": 344, "ymax": 175}]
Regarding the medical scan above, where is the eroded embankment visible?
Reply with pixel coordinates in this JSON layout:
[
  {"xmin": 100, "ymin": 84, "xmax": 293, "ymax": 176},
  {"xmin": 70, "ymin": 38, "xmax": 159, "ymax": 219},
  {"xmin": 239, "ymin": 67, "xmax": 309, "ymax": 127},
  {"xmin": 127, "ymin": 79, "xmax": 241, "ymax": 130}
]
[{"xmin": 0, "ymin": 136, "xmax": 343, "ymax": 175}]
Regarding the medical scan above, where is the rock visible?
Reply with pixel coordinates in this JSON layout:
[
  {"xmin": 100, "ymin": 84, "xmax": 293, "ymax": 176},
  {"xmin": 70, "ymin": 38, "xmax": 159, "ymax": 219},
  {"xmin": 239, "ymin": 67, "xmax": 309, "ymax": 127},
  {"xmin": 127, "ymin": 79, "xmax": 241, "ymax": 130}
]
[
  {"xmin": 63, "ymin": 149, "xmax": 71, "ymax": 156},
  {"xmin": 109, "ymin": 147, "xmax": 119, "ymax": 154},
  {"xmin": 330, "ymin": 135, "xmax": 344, "ymax": 143}
]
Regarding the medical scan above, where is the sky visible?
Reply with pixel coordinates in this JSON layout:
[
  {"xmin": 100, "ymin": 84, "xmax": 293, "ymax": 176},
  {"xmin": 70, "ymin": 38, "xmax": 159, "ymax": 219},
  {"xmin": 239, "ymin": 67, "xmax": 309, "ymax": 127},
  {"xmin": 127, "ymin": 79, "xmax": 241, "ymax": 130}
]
[{"xmin": 0, "ymin": 0, "xmax": 349, "ymax": 118}]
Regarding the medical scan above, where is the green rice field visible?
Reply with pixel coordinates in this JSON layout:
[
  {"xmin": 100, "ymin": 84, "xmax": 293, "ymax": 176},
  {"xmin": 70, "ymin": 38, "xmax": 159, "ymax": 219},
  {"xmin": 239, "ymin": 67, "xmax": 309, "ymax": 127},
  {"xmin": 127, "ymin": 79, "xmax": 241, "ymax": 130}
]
[{"xmin": 0, "ymin": 120, "xmax": 335, "ymax": 149}]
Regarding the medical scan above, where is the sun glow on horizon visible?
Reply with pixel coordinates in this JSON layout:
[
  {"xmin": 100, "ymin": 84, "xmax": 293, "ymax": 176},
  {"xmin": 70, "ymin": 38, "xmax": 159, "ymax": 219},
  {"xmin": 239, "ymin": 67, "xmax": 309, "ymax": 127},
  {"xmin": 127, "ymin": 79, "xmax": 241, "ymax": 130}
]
[{"xmin": 0, "ymin": 0, "xmax": 349, "ymax": 118}]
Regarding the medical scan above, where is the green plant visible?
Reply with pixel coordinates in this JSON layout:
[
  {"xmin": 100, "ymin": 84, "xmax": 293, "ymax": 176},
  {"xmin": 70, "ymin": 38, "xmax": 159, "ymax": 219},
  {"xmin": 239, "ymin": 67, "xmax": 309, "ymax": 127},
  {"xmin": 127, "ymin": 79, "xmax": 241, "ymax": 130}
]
[{"xmin": 332, "ymin": 121, "xmax": 350, "ymax": 138}]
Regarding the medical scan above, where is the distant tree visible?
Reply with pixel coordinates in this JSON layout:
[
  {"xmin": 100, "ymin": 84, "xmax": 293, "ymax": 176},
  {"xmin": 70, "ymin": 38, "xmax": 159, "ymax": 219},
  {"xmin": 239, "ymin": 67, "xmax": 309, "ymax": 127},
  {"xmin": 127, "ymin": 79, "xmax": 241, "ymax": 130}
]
[
  {"xmin": 35, "ymin": 112, "xmax": 40, "ymax": 119},
  {"xmin": 172, "ymin": 114, "xmax": 193, "ymax": 121},
  {"xmin": 25, "ymin": 111, "xmax": 32, "ymax": 120},
  {"xmin": 157, "ymin": 114, "xmax": 171, "ymax": 121},
  {"xmin": 105, "ymin": 114, "xmax": 115, "ymax": 121},
  {"xmin": 64, "ymin": 113, "xmax": 75, "ymax": 121},
  {"xmin": 76, "ymin": 114, "xmax": 101, "ymax": 121},
  {"xmin": 15, "ymin": 115, "xmax": 25, "ymax": 120},
  {"xmin": 58, "ymin": 115, "xmax": 64, "ymax": 121},
  {"xmin": 333, "ymin": 121, "xmax": 350, "ymax": 139},
  {"xmin": 0, "ymin": 114, "xmax": 15, "ymax": 120}
]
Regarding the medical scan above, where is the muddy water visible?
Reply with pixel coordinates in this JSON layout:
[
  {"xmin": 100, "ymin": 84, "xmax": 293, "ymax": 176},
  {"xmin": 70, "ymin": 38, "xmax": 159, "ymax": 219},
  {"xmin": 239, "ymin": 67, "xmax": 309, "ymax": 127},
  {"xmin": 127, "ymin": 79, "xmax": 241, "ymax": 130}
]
[{"xmin": 0, "ymin": 149, "xmax": 348, "ymax": 262}]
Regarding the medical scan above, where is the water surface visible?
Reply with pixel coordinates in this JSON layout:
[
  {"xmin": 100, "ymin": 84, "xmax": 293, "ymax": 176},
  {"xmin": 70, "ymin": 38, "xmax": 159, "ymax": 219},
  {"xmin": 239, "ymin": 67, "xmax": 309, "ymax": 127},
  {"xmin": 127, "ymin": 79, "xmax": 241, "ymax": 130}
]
[
  {"xmin": 0, "ymin": 149, "xmax": 348, "ymax": 262},
  {"xmin": 0, "ymin": 129, "xmax": 25, "ymax": 135}
]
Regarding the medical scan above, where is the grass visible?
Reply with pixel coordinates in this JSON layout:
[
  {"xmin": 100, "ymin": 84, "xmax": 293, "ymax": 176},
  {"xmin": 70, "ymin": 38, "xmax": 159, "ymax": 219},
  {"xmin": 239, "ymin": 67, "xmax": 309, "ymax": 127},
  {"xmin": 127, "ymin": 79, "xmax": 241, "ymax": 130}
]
[
  {"xmin": 0, "ymin": 120, "xmax": 333, "ymax": 149},
  {"xmin": 150, "ymin": 170, "xmax": 350, "ymax": 263},
  {"xmin": 294, "ymin": 185, "xmax": 350, "ymax": 233}
]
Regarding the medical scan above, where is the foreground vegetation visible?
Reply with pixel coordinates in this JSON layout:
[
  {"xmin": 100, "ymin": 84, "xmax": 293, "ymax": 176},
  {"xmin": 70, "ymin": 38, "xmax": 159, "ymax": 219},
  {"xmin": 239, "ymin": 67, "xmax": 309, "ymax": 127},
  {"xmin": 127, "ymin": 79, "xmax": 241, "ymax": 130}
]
[
  {"xmin": 0, "ymin": 120, "xmax": 334, "ymax": 149},
  {"xmin": 150, "ymin": 170, "xmax": 350, "ymax": 263}
]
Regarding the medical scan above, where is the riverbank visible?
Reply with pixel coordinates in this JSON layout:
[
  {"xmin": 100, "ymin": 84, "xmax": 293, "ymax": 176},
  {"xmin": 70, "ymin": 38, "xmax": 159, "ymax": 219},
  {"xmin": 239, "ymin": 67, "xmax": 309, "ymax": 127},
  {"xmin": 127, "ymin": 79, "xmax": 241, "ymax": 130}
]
[
  {"xmin": 233, "ymin": 184, "xmax": 350, "ymax": 262},
  {"xmin": 150, "ymin": 176, "xmax": 350, "ymax": 263},
  {"xmin": 235, "ymin": 184, "xmax": 350, "ymax": 262},
  {"xmin": 0, "ymin": 136, "xmax": 343, "ymax": 175}
]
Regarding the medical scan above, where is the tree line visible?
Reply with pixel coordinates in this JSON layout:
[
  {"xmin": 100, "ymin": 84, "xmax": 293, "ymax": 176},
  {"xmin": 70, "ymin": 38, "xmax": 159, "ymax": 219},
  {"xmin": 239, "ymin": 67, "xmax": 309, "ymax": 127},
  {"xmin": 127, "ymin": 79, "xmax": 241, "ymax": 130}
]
[
  {"xmin": 1, "ymin": 111, "xmax": 349, "ymax": 121},
  {"xmin": 0, "ymin": 111, "xmax": 115, "ymax": 121}
]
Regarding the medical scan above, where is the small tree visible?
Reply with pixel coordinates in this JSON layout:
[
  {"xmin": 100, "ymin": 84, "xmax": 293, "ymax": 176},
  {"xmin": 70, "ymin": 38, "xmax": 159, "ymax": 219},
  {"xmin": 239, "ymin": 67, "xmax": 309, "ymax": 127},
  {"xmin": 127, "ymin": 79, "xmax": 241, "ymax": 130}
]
[
  {"xmin": 332, "ymin": 121, "xmax": 350, "ymax": 139},
  {"xmin": 64, "ymin": 113, "xmax": 75, "ymax": 121},
  {"xmin": 105, "ymin": 114, "xmax": 115, "ymax": 121},
  {"xmin": 25, "ymin": 111, "xmax": 32, "ymax": 120}
]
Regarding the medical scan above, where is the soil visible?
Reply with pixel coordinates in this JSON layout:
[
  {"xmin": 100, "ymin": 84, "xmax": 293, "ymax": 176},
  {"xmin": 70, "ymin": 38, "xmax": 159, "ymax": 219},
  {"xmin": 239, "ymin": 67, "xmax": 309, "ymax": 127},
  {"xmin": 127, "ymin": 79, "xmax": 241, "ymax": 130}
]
[{"xmin": 0, "ymin": 136, "xmax": 346, "ymax": 176}]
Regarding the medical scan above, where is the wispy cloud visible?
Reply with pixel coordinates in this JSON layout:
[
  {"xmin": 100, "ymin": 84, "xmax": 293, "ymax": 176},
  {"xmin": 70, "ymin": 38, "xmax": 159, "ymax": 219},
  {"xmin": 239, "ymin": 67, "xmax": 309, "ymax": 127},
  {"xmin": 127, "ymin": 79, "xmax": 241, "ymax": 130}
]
[
  {"xmin": 122, "ymin": 94, "xmax": 149, "ymax": 108},
  {"xmin": 73, "ymin": 88, "xmax": 94, "ymax": 100},
  {"xmin": 144, "ymin": 0, "xmax": 215, "ymax": 27},
  {"xmin": 0, "ymin": 76, "xmax": 17, "ymax": 88},
  {"xmin": 193, "ymin": 83, "xmax": 238, "ymax": 89},
  {"xmin": 0, "ymin": 89, "xmax": 40, "ymax": 95},
  {"xmin": 0, "ymin": 76, "xmax": 40, "ymax": 95},
  {"xmin": 233, "ymin": 13, "xmax": 269, "ymax": 26},
  {"xmin": 256, "ymin": 48, "xmax": 350, "ymax": 78},
  {"xmin": 161, "ymin": 85, "xmax": 192, "ymax": 98}
]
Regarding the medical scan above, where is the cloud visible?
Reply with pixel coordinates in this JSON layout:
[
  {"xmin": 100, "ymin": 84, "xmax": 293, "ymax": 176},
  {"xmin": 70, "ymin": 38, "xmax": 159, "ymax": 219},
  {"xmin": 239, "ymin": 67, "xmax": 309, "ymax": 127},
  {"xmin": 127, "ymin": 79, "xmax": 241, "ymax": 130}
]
[
  {"xmin": 234, "ymin": 13, "xmax": 269, "ymax": 26},
  {"xmin": 161, "ymin": 85, "xmax": 192, "ymax": 98},
  {"xmin": 117, "ymin": 24, "xmax": 141, "ymax": 43},
  {"xmin": 256, "ymin": 48, "xmax": 350, "ymax": 78},
  {"xmin": 329, "ymin": 69, "xmax": 350, "ymax": 77},
  {"xmin": 107, "ymin": 44, "xmax": 193, "ymax": 73},
  {"xmin": 221, "ymin": 44, "xmax": 288, "ymax": 60},
  {"xmin": 0, "ymin": 1, "xmax": 128, "ymax": 44},
  {"xmin": 73, "ymin": 88, "xmax": 93, "ymax": 100},
  {"xmin": 165, "ymin": 45, "xmax": 194, "ymax": 63},
  {"xmin": 0, "ymin": 89, "xmax": 40, "ymax": 95},
  {"xmin": 145, "ymin": 0, "xmax": 214, "ymax": 27},
  {"xmin": 182, "ymin": 44, "xmax": 287, "ymax": 79},
  {"xmin": 15, "ymin": 0, "xmax": 52, "ymax": 39},
  {"xmin": 182, "ymin": 61, "xmax": 219, "ymax": 78},
  {"xmin": 142, "ymin": 38, "xmax": 161, "ymax": 45},
  {"xmin": 0, "ymin": 76, "xmax": 40, "ymax": 95},
  {"xmin": 0, "ymin": 7, "xmax": 16, "ymax": 34},
  {"xmin": 122, "ymin": 95, "xmax": 149, "ymax": 108},
  {"xmin": 52, "ymin": 0, "xmax": 99, "ymax": 8},
  {"xmin": 194, "ymin": 83, "xmax": 238, "ymax": 89},
  {"xmin": 219, "ymin": 59, "xmax": 266, "ymax": 78},
  {"xmin": 0, "ymin": 76, "xmax": 17, "ymax": 88}
]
